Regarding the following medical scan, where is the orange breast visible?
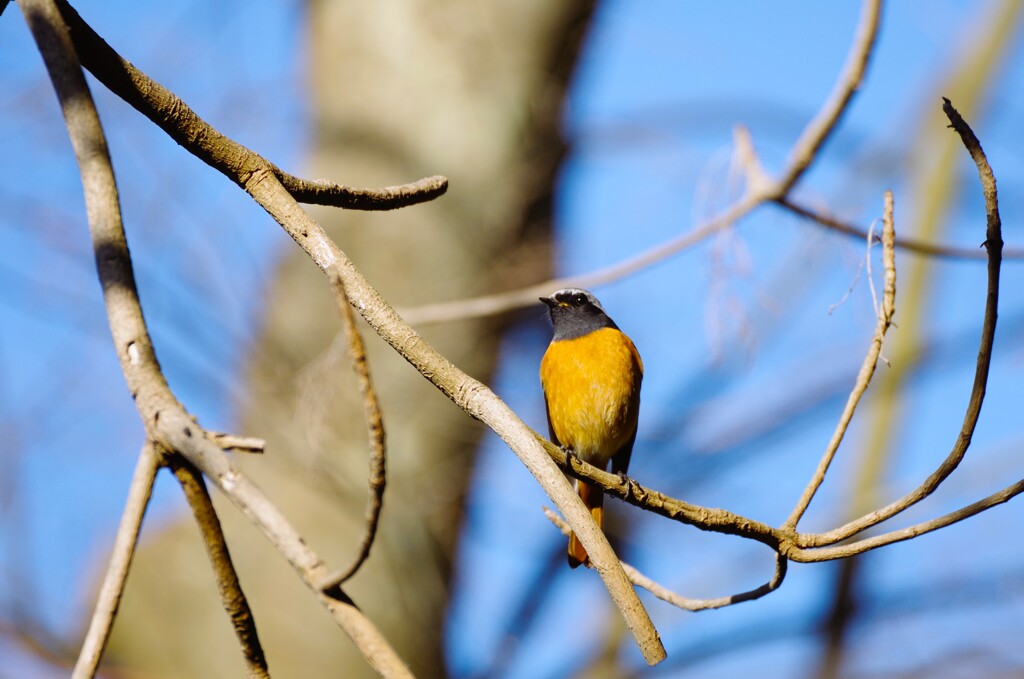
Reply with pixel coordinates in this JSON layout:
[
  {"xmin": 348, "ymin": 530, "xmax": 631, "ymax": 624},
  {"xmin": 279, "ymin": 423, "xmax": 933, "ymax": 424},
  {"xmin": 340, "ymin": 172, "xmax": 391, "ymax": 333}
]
[{"xmin": 540, "ymin": 327, "xmax": 642, "ymax": 467}]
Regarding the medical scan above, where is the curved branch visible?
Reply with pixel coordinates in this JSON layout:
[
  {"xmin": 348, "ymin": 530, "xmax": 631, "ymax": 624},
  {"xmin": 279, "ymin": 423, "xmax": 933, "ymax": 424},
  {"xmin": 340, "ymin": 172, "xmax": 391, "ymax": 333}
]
[
  {"xmin": 795, "ymin": 97, "xmax": 1003, "ymax": 548},
  {"xmin": 783, "ymin": 477, "xmax": 1024, "ymax": 562},
  {"xmin": 55, "ymin": 0, "xmax": 447, "ymax": 211},
  {"xmin": 280, "ymin": 174, "xmax": 448, "ymax": 211},
  {"xmin": 544, "ymin": 508, "xmax": 788, "ymax": 612},
  {"xmin": 319, "ymin": 272, "xmax": 388, "ymax": 590}
]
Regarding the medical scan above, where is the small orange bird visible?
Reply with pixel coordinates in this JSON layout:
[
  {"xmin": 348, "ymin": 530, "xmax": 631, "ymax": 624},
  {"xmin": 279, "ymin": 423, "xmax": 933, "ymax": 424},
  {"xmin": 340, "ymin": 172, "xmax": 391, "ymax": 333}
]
[{"xmin": 540, "ymin": 288, "xmax": 643, "ymax": 568}]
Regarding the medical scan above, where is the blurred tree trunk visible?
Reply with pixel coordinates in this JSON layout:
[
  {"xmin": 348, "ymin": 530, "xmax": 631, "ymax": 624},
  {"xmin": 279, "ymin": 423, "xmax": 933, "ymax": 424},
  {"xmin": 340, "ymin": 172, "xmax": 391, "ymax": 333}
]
[{"xmin": 104, "ymin": 1, "xmax": 592, "ymax": 677}]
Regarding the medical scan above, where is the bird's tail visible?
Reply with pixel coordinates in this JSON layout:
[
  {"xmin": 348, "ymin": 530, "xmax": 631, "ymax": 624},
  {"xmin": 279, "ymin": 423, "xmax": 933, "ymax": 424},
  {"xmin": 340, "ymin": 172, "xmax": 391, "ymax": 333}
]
[{"xmin": 568, "ymin": 480, "xmax": 604, "ymax": 569}]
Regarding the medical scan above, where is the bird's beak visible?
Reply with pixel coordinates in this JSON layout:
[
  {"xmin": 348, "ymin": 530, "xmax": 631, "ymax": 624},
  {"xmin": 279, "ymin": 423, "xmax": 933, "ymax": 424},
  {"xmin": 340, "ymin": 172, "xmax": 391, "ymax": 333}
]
[{"xmin": 539, "ymin": 296, "xmax": 556, "ymax": 308}]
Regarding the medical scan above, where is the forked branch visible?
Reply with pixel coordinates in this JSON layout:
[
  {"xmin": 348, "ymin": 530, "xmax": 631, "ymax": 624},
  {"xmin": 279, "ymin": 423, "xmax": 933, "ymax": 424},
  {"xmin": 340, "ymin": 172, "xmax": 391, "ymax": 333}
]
[{"xmin": 22, "ymin": 0, "xmax": 414, "ymax": 675}]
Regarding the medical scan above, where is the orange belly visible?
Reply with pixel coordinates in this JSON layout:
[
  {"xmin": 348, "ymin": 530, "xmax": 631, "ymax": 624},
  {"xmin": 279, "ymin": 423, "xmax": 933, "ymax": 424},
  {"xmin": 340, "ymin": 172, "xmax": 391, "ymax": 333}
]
[{"xmin": 540, "ymin": 327, "xmax": 642, "ymax": 467}]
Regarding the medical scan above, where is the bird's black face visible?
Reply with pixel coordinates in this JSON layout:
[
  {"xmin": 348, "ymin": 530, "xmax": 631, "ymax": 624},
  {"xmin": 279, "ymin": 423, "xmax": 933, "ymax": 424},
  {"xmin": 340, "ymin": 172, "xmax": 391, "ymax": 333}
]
[{"xmin": 540, "ymin": 288, "xmax": 617, "ymax": 339}]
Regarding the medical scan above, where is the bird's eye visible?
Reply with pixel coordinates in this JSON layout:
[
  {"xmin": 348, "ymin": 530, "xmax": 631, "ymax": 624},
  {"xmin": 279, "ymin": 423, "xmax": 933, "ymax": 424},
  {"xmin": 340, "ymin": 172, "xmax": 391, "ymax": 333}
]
[{"xmin": 574, "ymin": 293, "xmax": 587, "ymax": 305}]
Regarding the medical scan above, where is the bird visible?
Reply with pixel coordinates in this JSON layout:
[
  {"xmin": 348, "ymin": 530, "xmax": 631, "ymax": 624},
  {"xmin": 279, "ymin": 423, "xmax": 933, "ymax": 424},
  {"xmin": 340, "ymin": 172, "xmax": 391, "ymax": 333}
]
[{"xmin": 539, "ymin": 288, "xmax": 643, "ymax": 568}]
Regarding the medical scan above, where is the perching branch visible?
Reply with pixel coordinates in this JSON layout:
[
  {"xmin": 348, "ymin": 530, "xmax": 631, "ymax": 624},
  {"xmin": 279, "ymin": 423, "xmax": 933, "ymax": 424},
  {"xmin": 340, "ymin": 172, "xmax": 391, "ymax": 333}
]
[{"xmin": 52, "ymin": 2, "xmax": 666, "ymax": 663}]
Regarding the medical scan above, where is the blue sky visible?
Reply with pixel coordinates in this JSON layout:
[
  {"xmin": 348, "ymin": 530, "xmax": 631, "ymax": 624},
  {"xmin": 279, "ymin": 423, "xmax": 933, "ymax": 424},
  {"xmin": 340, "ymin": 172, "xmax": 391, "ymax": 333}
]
[{"xmin": 2, "ymin": 1, "xmax": 1024, "ymax": 677}]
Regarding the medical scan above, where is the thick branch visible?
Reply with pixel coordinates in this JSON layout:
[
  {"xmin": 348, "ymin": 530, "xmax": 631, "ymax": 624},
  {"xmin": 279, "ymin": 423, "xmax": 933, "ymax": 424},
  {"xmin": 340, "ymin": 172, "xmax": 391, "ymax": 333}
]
[{"xmin": 21, "ymin": 2, "xmax": 415, "ymax": 675}]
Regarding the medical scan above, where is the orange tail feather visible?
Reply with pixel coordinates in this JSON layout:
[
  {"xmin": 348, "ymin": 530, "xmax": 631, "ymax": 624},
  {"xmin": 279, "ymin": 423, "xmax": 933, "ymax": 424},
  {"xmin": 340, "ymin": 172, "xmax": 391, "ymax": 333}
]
[{"xmin": 568, "ymin": 480, "xmax": 604, "ymax": 568}]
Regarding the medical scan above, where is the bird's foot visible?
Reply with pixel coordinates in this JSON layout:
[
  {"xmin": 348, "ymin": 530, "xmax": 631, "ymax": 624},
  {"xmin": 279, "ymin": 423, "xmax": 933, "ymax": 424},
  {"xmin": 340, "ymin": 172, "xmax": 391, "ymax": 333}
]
[
  {"xmin": 561, "ymin": 446, "xmax": 579, "ymax": 471},
  {"xmin": 617, "ymin": 471, "xmax": 638, "ymax": 501}
]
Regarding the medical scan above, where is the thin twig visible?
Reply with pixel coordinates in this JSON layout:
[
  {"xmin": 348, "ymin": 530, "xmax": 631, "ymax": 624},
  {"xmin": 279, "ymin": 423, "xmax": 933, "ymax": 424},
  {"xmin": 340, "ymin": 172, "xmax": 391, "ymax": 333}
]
[
  {"xmin": 398, "ymin": 197, "xmax": 759, "ymax": 325},
  {"xmin": 773, "ymin": 0, "xmax": 882, "ymax": 195},
  {"xmin": 543, "ymin": 508, "xmax": 787, "ymax": 611},
  {"xmin": 168, "ymin": 457, "xmax": 269, "ymax": 678},
  {"xmin": 400, "ymin": 0, "xmax": 882, "ymax": 326},
  {"xmin": 794, "ymin": 98, "xmax": 1003, "ymax": 548},
  {"xmin": 776, "ymin": 197, "xmax": 1024, "ymax": 260},
  {"xmin": 784, "ymin": 477, "xmax": 1024, "ymax": 561},
  {"xmin": 72, "ymin": 444, "xmax": 160, "ymax": 679},
  {"xmin": 23, "ymin": 2, "xmax": 415, "ymax": 674},
  {"xmin": 209, "ymin": 432, "xmax": 266, "ymax": 454},
  {"xmin": 319, "ymin": 272, "xmax": 388, "ymax": 591},
  {"xmin": 784, "ymin": 190, "xmax": 896, "ymax": 529}
]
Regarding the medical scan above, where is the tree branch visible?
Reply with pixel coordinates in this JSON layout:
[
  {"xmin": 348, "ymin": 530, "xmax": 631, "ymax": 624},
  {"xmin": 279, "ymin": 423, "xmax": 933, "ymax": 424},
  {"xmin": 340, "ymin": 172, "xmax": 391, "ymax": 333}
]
[
  {"xmin": 794, "ymin": 97, "xmax": 1003, "ymax": 548},
  {"xmin": 318, "ymin": 272, "xmax": 388, "ymax": 591},
  {"xmin": 399, "ymin": 0, "xmax": 883, "ymax": 326},
  {"xmin": 49, "ymin": 4, "xmax": 666, "ymax": 661},
  {"xmin": 21, "ymin": 1, "xmax": 415, "ymax": 675},
  {"xmin": 785, "ymin": 189, "xmax": 897, "ymax": 529},
  {"xmin": 544, "ymin": 509, "xmax": 788, "ymax": 612},
  {"xmin": 168, "ymin": 457, "xmax": 269, "ymax": 679},
  {"xmin": 72, "ymin": 444, "xmax": 160, "ymax": 679},
  {"xmin": 775, "ymin": 197, "xmax": 1024, "ymax": 260},
  {"xmin": 54, "ymin": 0, "xmax": 447, "ymax": 211}
]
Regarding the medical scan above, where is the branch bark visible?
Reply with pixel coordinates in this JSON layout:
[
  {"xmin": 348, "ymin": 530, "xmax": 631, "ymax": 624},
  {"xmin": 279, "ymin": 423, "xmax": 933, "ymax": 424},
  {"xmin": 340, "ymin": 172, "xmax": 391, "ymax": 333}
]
[
  {"xmin": 318, "ymin": 272, "xmax": 388, "ymax": 591},
  {"xmin": 21, "ymin": 1, "xmax": 415, "ymax": 675},
  {"xmin": 72, "ymin": 444, "xmax": 160, "ymax": 679},
  {"xmin": 51, "ymin": 2, "xmax": 665, "ymax": 663},
  {"xmin": 168, "ymin": 457, "xmax": 269, "ymax": 679}
]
